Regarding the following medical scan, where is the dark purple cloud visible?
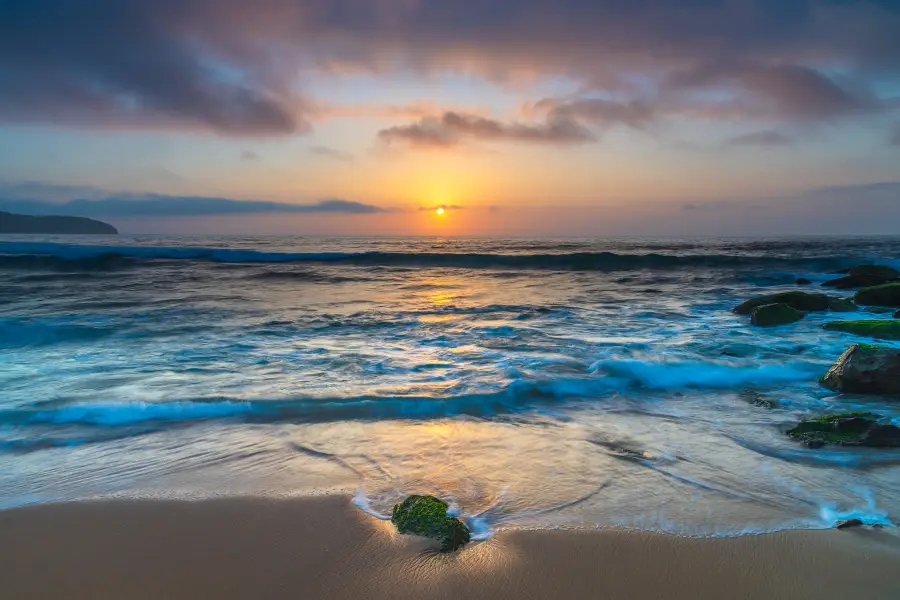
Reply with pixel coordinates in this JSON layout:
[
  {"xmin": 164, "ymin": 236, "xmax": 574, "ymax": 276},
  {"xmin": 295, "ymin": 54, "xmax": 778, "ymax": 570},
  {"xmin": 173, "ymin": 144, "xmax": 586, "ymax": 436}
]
[
  {"xmin": 726, "ymin": 130, "xmax": 793, "ymax": 147},
  {"xmin": 378, "ymin": 111, "xmax": 595, "ymax": 147},
  {"xmin": 1, "ymin": 1, "xmax": 898, "ymax": 135},
  {"xmin": 531, "ymin": 98, "xmax": 655, "ymax": 128}
]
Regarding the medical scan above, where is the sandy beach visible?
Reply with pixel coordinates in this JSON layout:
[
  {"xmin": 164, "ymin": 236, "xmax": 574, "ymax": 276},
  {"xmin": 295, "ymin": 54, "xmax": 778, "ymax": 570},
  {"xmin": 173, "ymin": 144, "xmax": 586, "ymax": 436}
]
[{"xmin": 2, "ymin": 495, "xmax": 899, "ymax": 600}]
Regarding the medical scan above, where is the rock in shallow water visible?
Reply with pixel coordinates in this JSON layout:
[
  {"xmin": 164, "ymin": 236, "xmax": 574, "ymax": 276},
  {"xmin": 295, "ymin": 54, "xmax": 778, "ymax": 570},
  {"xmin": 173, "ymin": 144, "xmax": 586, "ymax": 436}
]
[
  {"xmin": 855, "ymin": 283, "xmax": 900, "ymax": 308},
  {"xmin": 823, "ymin": 265, "xmax": 900, "ymax": 290},
  {"xmin": 820, "ymin": 344, "xmax": 900, "ymax": 395},
  {"xmin": 733, "ymin": 292, "xmax": 832, "ymax": 315},
  {"xmin": 391, "ymin": 495, "xmax": 470, "ymax": 552},
  {"xmin": 749, "ymin": 303, "xmax": 805, "ymax": 327},
  {"xmin": 786, "ymin": 412, "xmax": 900, "ymax": 448},
  {"xmin": 740, "ymin": 390, "xmax": 777, "ymax": 409},
  {"xmin": 823, "ymin": 320, "xmax": 900, "ymax": 340},
  {"xmin": 796, "ymin": 277, "xmax": 812, "ymax": 285},
  {"xmin": 836, "ymin": 518, "xmax": 864, "ymax": 530},
  {"xmin": 828, "ymin": 298, "xmax": 858, "ymax": 312}
]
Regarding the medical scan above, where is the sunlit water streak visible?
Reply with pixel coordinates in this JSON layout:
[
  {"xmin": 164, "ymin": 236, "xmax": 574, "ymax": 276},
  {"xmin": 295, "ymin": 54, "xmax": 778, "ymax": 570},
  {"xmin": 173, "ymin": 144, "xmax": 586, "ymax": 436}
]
[{"xmin": 1, "ymin": 234, "xmax": 899, "ymax": 536}]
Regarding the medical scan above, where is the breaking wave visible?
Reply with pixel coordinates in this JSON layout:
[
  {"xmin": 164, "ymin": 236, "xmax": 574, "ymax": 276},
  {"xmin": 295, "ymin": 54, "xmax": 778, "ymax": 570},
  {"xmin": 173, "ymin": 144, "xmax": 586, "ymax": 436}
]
[
  {"xmin": 0, "ymin": 241, "xmax": 850, "ymax": 271},
  {"xmin": 0, "ymin": 360, "xmax": 821, "ymax": 431}
]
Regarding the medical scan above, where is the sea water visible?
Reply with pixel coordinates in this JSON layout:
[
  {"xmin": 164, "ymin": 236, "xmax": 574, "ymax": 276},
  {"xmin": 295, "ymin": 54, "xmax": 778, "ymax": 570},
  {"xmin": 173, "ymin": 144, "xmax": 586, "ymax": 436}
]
[{"xmin": 1, "ymin": 235, "xmax": 899, "ymax": 536}]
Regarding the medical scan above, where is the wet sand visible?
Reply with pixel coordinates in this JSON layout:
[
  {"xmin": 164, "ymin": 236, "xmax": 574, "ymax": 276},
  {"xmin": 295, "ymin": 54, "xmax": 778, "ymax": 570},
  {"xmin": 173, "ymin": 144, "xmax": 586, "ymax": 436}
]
[{"xmin": 2, "ymin": 495, "xmax": 899, "ymax": 600}]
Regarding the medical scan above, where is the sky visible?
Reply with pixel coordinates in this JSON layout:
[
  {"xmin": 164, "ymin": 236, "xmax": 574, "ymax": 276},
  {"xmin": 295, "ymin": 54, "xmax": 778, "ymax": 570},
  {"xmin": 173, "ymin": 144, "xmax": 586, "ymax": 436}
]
[{"xmin": 1, "ymin": 0, "xmax": 899, "ymax": 236}]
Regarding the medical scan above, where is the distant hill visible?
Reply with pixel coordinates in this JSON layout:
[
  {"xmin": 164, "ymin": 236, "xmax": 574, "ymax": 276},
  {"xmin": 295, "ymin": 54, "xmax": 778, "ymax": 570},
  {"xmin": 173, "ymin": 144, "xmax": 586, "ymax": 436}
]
[{"xmin": 0, "ymin": 211, "xmax": 118, "ymax": 234}]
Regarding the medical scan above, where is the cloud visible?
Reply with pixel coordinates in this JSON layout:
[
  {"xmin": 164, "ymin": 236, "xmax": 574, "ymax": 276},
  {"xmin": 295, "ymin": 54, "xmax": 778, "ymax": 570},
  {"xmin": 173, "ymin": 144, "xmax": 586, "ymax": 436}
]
[
  {"xmin": 665, "ymin": 62, "xmax": 884, "ymax": 122},
  {"xmin": 0, "ymin": 0, "xmax": 307, "ymax": 135},
  {"xmin": 2, "ymin": 1, "xmax": 898, "ymax": 135},
  {"xmin": 310, "ymin": 145, "xmax": 354, "ymax": 162},
  {"xmin": 891, "ymin": 125, "xmax": 900, "ymax": 147},
  {"xmin": 726, "ymin": 130, "xmax": 793, "ymax": 147},
  {"xmin": 531, "ymin": 98, "xmax": 655, "ymax": 129},
  {"xmin": 418, "ymin": 204, "xmax": 464, "ymax": 212},
  {"xmin": 737, "ymin": 65, "xmax": 877, "ymax": 120},
  {"xmin": 379, "ymin": 97, "xmax": 656, "ymax": 148},
  {"xmin": 240, "ymin": 150, "xmax": 260, "ymax": 161},
  {"xmin": 0, "ymin": 194, "xmax": 388, "ymax": 217},
  {"xmin": 378, "ymin": 111, "xmax": 595, "ymax": 148},
  {"xmin": 311, "ymin": 100, "xmax": 489, "ymax": 121},
  {"xmin": 800, "ymin": 181, "xmax": 900, "ymax": 202}
]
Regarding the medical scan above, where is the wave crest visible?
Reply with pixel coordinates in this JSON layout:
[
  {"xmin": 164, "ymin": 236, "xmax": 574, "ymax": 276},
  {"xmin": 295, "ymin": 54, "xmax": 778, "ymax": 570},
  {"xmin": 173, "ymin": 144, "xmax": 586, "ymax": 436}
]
[{"xmin": 0, "ymin": 241, "xmax": 844, "ymax": 271}]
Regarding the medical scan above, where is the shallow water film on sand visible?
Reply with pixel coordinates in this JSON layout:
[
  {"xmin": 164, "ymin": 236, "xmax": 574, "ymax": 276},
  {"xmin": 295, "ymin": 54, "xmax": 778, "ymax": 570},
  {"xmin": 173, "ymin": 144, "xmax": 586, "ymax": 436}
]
[{"xmin": 2, "ymin": 235, "xmax": 899, "ymax": 536}]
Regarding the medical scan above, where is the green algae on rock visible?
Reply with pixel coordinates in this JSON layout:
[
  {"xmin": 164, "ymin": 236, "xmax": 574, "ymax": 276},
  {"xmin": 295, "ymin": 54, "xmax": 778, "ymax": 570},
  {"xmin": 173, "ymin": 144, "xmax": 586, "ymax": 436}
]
[
  {"xmin": 820, "ymin": 344, "xmax": 900, "ymax": 395},
  {"xmin": 733, "ymin": 291, "xmax": 832, "ymax": 315},
  {"xmin": 786, "ymin": 412, "xmax": 900, "ymax": 448},
  {"xmin": 823, "ymin": 320, "xmax": 900, "ymax": 340},
  {"xmin": 749, "ymin": 303, "xmax": 805, "ymax": 327},
  {"xmin": 855, "ymin": 283, "xmax": 900, "ymax": 307},
  {"xmin": 391, "ymin": 495, "xmax": 471, "ymax": 552}
]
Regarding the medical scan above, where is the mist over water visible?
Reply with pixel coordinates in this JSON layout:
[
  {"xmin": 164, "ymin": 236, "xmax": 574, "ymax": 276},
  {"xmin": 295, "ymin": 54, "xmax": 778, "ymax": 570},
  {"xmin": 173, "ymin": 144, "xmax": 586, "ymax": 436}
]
[{"xmin": 2, "ymin": 235, "xmax": 899, "ymax": 535}]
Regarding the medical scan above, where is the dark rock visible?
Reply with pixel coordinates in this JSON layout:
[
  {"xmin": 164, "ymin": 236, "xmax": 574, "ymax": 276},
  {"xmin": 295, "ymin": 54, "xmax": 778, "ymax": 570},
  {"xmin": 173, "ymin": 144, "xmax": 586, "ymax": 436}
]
[
  {"xmin": 740, "ymin": 390, "xmax": 777, "ymax": 409},
  {"xmin": 855, "ymin": 283, "xmax": 900, "ymax": 308},
  {"xmin": 786, "ymin": 412, "xmax": 900, "ymax": 448},
  {"xmin": 734, "ymin": 292, "xmax": 832, "ymax": 315},
  {"xmin": 796, "ymin": 278, "xmax": 812, "ymax": 285},
  {"xmin": 820, "ymin": 344, "xmax": 900, "ymax": 395},
  {"xmin": 829, "ymin": 298, "xmax": 858, "ymax": 312},
  {"xmin": 0, "ymin": 211, "xmax": 117, "ymax": 234},
  {"xmin": 895, "ymin": 310, "xmax": 900, "ymax": 319},
  {"xmin": 850, "ymin": 265, "xmax": 898, "ymax": 279},
  {"xmin": 823, "ymin": 265, "xmax": 900, "ymax": 290},
  {"xmin": 836, "ymin": 519, "xmax": 864, "ymax": 530},
  {"xmin": 391, "ymin": 495, "xmax": 470, "ymax": 552},
  {"xmin": 750, "ymin": 303, "xmax": 805, "ymax": 327},
  {"xmin": 823, "ymin": 320, "xmax": 900, "ymax": 341},
  {"xmin": 587, "ymin": 439, "xmax": 647, "ymax": 462}
]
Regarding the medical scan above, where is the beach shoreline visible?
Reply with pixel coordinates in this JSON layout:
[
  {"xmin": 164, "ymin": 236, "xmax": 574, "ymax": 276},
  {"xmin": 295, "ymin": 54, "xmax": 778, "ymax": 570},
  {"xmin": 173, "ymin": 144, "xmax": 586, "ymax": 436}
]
[{"xmin": 2, "ymin": 495, "xmax": 899, "ymax": 600}]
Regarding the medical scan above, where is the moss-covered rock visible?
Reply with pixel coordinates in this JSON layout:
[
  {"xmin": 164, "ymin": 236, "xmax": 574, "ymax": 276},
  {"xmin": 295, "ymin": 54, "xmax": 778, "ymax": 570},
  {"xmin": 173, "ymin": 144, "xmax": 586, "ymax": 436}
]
[
  {"xmin": 855, "ymin": 283, "xmax": 900, "ymax": 307},
  {"xmin": 749, "ymin": 303, "xmax": 805, "ymax": 327},
  {"xmin": 828, "ymin": 298, "xmax": 858, "ymax": 312},
  {"xmin": 823, "ymin": 320, "xmax": 900, "ymax": 340},
  {"xmin": 391, "ymin": 495, "xmax": 470, "ymax": 552},
  {"xmin": 820, "ymin": 344, "xmax": 900, "ymax": 395},
  {"xmin": 823, "ymin": 265, "xmax": 900, "ymax": 290},
  {"xmin": 786, "ymin": 412, "xmax": 900, "ymax": 448},
  {"xmin": 733, "ymin": 292, "xmax": 832, "ymax": 315}
]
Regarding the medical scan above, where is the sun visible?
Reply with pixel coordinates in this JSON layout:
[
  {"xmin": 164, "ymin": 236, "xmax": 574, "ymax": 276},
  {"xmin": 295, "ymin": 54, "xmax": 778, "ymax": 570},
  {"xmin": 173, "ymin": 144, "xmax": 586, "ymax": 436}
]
[{"xmin": 435, "ymin": 207, "xmax": 445, "ymax": 216}]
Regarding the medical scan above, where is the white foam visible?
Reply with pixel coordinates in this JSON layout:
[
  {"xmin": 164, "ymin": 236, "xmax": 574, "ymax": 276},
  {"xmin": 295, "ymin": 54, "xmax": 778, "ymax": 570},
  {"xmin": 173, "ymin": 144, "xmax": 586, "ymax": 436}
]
[{"xmin": 588, "ymin": 359, "xmax": 816, "ymax": 389}]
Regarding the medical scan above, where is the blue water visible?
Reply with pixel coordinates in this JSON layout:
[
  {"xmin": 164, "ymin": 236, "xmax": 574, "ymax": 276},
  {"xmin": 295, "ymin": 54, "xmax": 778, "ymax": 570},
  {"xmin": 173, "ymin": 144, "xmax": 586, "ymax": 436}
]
[{"xmin": 1, "ymin": 235, "xmax": 899, "ymax": 535}]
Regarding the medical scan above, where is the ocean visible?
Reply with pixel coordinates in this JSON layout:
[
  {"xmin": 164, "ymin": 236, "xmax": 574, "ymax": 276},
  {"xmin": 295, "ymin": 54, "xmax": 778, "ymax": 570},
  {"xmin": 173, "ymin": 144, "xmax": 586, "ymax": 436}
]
[{"xmin": 1, "ymin": 235, "xmax": 899, "ymax": 537}]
